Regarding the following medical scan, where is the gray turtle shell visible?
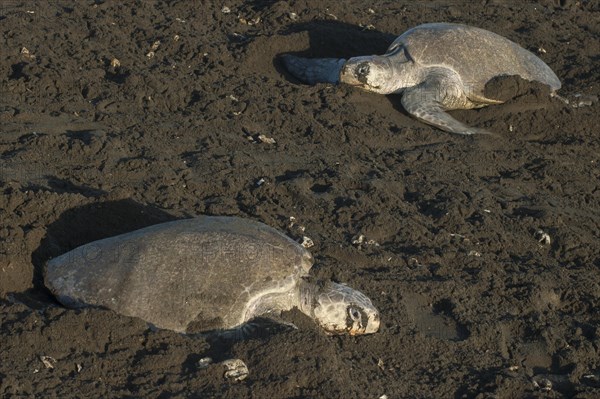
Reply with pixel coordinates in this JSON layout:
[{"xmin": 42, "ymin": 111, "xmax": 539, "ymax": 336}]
[
  {"xmin": 45, "ymin": 216, "xmax": 313, "ymax": 333},
  {"xmin": 394, "ymin": 23, "xmax": 561, "ymax": 99}
]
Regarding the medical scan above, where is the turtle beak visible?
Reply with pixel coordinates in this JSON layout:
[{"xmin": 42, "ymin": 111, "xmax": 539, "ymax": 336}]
[
  {"xmin": 340, "ymin": 57, "xmax": 369, "ymax": 87},
  {"xmin": 364, "ymin": 312, "xmax": 380, "ymax": 334},
  {"xmin": 340, "ymin": 56, "xmax": 389, "ymax": 92},
  {"xmin": 348, "ymin": 312, "xmax": 380, "ymax": 335}
]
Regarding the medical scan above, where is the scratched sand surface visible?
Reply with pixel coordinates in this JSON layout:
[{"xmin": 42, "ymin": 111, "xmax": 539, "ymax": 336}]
[{"xmin": 1, "ymin": 1, "xmax": 599, "ymax": 397}]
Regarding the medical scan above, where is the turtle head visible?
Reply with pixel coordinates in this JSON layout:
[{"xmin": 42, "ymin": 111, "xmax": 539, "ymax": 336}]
[
  {"xmin": 340, "ymin": 55, "xmax": 396, "ymax": 94},
  {"xmin": 308, "ymin": 280, "xmax": 380, "ymax": 335}
]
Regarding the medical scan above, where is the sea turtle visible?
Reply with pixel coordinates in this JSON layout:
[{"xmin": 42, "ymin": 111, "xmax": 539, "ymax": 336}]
[
  {"xmin": 282, "ymin": 23, "xmax": 561, "ymax": 135},
  {"xmin": 45, "ymin": 216, "xmax": 380, "ymax": 337}
]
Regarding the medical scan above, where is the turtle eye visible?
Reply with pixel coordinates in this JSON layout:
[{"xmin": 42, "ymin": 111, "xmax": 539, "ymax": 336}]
[
  {"xmin": 356, "ymin": 63, "xmax": 370, "ymax": 78},
  {"xmin": 348, "ymin": 306, "xmax": 361, "ymax": 321}
]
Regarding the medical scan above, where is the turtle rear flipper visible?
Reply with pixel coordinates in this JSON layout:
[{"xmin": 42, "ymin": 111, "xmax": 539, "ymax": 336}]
[
  {"xmin": 281, "ymin": 55, "xmax": 346, "ymax": 85},
  {"xmin": 401, "ymin": 78, "xmax": 493, "ymax": 135}
]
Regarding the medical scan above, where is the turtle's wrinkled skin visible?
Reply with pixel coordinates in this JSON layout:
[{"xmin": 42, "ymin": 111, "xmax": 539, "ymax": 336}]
[
  {"xmin": 282, "ymin": 23, "xmax": 561, "ymax": 135},
  {"xmin": 45, "ymin": 216, "xmax": 380, "ymax": 336}
]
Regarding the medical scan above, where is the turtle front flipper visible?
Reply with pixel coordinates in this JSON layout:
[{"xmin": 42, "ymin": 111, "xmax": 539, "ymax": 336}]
[
  {"xmin": 281, "ymin": 55, "xmax": 346, "ymax": 85},
  {"xmin": 401, "ymin": 78, "xmax": 492, "ymax": 135},
  {"xmin": 204, "ymin": 317, "xmax": 298, "ymax": 343}
]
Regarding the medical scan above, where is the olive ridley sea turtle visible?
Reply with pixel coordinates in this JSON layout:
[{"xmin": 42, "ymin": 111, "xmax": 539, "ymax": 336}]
[
  {"xmin": 282, "ymin": 23, "xmax": 561, "ymax": 135},
  {"xmin": 45, "ymin": 216, "xmax": 380, "ymax": 337}
]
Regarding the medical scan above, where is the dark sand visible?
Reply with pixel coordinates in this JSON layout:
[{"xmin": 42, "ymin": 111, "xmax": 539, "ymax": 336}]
[{"xmin": 1, "ymin": 1, "xmax": 599, "ymax": 398}]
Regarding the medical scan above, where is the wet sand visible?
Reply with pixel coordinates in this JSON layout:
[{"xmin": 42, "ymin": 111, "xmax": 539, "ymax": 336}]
[{"xmin": 1, "ymin": 1, "xmax": 599, "ymax": 397}]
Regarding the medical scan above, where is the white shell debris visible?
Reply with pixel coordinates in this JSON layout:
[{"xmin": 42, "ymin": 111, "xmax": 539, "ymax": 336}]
[
  {"xmin": 40, "ymin": 356, "xmax": 56, "ymax": 369},
  {"xmin": 21, "ymin": 47, "xmax": 36, "ymax": 60},
  {"xmin": 197, "ymin": 357, "xmax": 213, "ymax": 369},
  {"xmin": 221, "ymin": 6, "xmax": 231, "ymax": 14},
  {"xmin": 239, "ymin": 16, "xmax": 261, "ymax": 25},
  {"xmin": 222, "ymin": 359, "xmax": 249, "ymax": 381},
  {"xmin": 352, "ymin": 234, "xmax": 379, "ymax": 247},
  {"xmin": 198, "ymin": 357, "xmax": 249, "ymax": 381},
  {"xmin": 257, "ymin": 134, "xmax": 276, "ymax": 144},
  {"xmin": 534, "ymin": 229, "xmax": 551, "ymax": 245},
  {"xmin": 301, "ymin": 236, "xmax": 314, "ymax": 248},
  {"xmin": 245, "ymin": 128, "xmax": 275, "ymax": 144},
  {"xmin": 146, "ymin": 40, "xmax": 161, "ymax": 58}
]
